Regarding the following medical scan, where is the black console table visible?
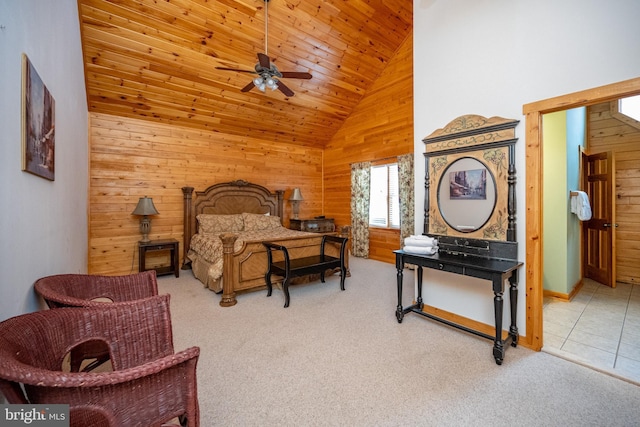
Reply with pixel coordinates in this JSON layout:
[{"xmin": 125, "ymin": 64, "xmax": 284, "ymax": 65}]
[{"xmin": 394, "ymin": 237, "xmax": 522, "ymax": 365}]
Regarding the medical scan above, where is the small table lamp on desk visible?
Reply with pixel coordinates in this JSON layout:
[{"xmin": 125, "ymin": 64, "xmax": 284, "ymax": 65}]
[
  {"xmin": 289, "ymin": 188, "xmax": 303, "ymax": 219},
  {"xmin": 132, "ymin": 196, "xmax": 159, "ymax": 243}
]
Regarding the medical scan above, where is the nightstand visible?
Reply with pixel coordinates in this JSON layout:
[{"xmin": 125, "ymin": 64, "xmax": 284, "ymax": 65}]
[
  {"xmin": 289, "ymin": 218, "xmax": 335, "ymax": 233},
  {"xmin": 138, "ymin": 239, "xmax": 179, "ymax": 277}
]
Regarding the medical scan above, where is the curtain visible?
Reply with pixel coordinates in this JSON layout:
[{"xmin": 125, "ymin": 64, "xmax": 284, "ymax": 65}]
[
  {"xmin": 397, "ymin": 153, "xmax": 415, "ymax": 246},
  {"xmin": 350, "ymin": 162, "xmax": 371, "ymax": 258}
]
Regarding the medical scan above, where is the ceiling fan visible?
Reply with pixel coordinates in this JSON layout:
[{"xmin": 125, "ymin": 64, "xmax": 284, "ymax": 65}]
[{"xmin": 216, "ymin": 0, "xmax": 312, "ymax": 97}]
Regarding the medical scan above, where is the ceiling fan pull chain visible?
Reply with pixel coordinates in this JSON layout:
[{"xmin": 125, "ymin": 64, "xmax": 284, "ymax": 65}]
[{"xmin": 264, "ymin": 0, "xmax": 269, "ymax": 56}]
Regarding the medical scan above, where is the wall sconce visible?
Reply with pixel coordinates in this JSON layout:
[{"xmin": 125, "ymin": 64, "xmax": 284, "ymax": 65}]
[
  {"xmin": 289, "ymin": 188, "xmax": 304, "ymax": 219},
  {"xmin": 131, "ymin": 196, "xmax": 159, "ymax": 243}
]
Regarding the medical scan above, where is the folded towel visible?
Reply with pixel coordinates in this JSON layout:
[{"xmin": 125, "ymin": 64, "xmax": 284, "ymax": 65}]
[
  {"xmin": 403, "ymin": 245, "xmax": 438, "ymax": 255},
  {"xmin": 407, "ymin": 235, "xmax": 432, "ymax": 240},
  {"xmin": 570, "ymin": 191, "xmax": 592, "ymax": 221},
  {"xmin": 404, "ymin": 236, "xmax": 437, "ymax": 247}
]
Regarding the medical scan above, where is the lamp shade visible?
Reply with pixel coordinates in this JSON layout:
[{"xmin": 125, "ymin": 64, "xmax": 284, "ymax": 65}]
[
  {"xmin": 132, "ymin": 196, "xmax": 159, "ymax": 216},
  {"xmin": 289, "ymin": 188, "xmax": 304, "ymax": 201}
]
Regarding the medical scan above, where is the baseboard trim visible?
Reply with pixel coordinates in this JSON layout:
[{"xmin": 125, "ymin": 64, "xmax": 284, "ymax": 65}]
[{"xmin": 543, "ymin": 278, "xmax": 583, "ymax": 301}]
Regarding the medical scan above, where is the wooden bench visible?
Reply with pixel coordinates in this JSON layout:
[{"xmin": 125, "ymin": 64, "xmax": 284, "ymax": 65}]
[{"xmin": 263, "ymin": 235, "xmax": 349, "ymax": 307}]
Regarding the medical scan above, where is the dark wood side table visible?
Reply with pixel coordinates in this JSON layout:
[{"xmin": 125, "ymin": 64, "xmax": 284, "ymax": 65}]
[
  {"xmin": 394, "ymin": 237, "xmax": 522, "ymax": 365},
  {"xmin": 289, "ymin": 218, "xmax": 335, "ymax": 233},
  {"xmin": 139, "ymin": 239, "xmax": 179, "ymax": 277}
]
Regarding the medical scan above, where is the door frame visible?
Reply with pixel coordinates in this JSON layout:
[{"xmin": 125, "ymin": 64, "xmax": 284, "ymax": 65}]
[{"xmin": 522, "ymin": 76, "xmax": 640, "ymax": 351}]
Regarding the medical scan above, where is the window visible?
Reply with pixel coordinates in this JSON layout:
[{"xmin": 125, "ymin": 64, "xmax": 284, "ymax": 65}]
[
  {"xmin": 611, "ymin": 94, "xmax": 640, "ymax": 131},
  {"xmin": 369, "ymin": 163, "xmax": 400, "ymax": 228},
  {"xmin": 619, "ymin": 95, "xmax": 640, "ymax": 122}
]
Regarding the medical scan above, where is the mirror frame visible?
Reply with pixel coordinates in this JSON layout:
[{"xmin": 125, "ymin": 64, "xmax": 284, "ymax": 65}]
[{"xmin": 423, "ymin": 115, "xmax": 519, "ymax": 242}]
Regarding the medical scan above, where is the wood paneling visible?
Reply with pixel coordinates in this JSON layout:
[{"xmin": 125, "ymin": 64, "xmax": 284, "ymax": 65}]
[
  {"xmin": 323, "ymin": 32, "xmax": 413, "ymax": 264},
  {"xmin": 83, "ymin": 0, "xmax": 414, "ymax": 272},
  {"xmin": 89, "ymin": 112, "xmax": 323, "ymax": 274},
  {"xmin": 77, "ymin": 0, "xmax": 413, "ymax": 149},
  {"xmin": 89, "ymin": 27, "xmax": 413, "ymax": 273},
  {"xmin": 588, "ymin": 101, "xmax": 640, "ymax": 284}
]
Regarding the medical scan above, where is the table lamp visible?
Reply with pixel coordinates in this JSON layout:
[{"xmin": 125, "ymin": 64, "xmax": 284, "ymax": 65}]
[
  {"xmin": 132, "ymin": 196, "xmax": 159, "ymax": 243},
  {"xmin": 289, "ymin": 188, "xmax": 303, "ymax": 219}
]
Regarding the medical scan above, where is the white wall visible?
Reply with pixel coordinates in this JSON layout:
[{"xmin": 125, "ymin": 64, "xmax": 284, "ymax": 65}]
[
  {"xmin": 0, "ymin": 0, "xmax": 88, "ymax": 320},
  {"xmin": 413, "ymin": 0, "xmax": 640, "ymax": 332}
]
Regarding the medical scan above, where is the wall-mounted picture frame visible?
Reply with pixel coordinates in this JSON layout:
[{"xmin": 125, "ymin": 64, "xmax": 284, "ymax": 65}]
[{"xmin": 22, "ymin": 53, "xmax": 55, "ymax": 181}]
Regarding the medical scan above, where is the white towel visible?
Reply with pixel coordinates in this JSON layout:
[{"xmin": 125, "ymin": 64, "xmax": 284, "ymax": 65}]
[
  {"xmin": 403, "ymin": 245, "xmax": 438, "ymax": 255},
  {"xmin": 407, "ymin": 235, "xmax": 432, "ymax": 240},
  {"xmin": 404, "ymin": 236, "xmax": 437, "ymax": 247},
  {"xmin": 571, "ymin": 191, "xmax": 592, "ymax": 221}
]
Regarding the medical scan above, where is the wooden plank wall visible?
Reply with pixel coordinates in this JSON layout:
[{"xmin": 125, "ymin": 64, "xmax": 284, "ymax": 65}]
[
  {"xmin": 88, "ymin": 31, "xmax": 413, "ymax": 274},
  {"xmin": 588, "ymin": 102, "xmax": 640, "ymax": 284},
  {"xmin": 323, "ymin": 32, "xmax": 414, "ymax": 264},
  {"xmin": 89, "ymin": 113, "xmax": 323, "ymax": 274}
]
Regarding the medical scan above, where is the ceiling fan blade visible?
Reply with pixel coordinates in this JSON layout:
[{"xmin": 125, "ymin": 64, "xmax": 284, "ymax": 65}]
[
  {"xmin": 216, "ymin": 67, "xmax": 256, "ymax": 74},
  {"xmin": 240, "ymin": 81, "xmax": 255, "ymax": 92},
  {"xmin": 280, "ymin": 71, "xmax": 312, "ymax": 79},
  {"xmin": 276, "ymin": 80, "xmax": 295, "ymax": 97},
  {"xmin": 257, "ymin": 53, "xmax": 271, "ymax": 69}
]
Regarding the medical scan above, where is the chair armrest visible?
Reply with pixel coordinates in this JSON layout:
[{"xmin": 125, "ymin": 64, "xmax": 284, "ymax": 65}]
[
  {"xmin": 322, "ymin": 234, "xmax": 348, "ymax": 245},
  {"xmin": 262, "ymin": 241, "xmax": 291, "ymax": 267},
  {"xmin": 320, "ymin": 235, "xmax": 348, "ymax": 260},
  {"xmin": 262, "ymin": 242, "xmax": 287, "ymax": 252},
  {"xmin": 3, "ymin": 347, "xmax": 200, "ymax": 388}
]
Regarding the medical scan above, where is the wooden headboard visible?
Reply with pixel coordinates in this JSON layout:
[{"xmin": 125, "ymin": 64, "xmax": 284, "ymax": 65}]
[{"xmin": 181, "ymin": 180, "xmax": 285, "ymax": 266}]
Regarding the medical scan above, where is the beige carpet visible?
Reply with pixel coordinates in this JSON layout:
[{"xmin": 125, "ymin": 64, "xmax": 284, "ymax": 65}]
[{"xmin": 158, "ymin": 256, "xmax": 640, "ymax": 426}]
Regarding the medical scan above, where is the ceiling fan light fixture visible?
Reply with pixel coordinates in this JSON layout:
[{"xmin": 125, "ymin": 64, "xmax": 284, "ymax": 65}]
[
  {"xmin": 215, "ymin": 0, "xmax": 311, "ymax": 96},
  {"xmin": 266, "ymin": 77, "xmax": 278, "ymax": 90}
]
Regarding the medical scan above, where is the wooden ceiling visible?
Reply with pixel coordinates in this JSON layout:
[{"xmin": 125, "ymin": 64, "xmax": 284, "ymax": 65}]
[{"xmin": 77, "ymin": 0, "xmax": 413, "ymax": 148}]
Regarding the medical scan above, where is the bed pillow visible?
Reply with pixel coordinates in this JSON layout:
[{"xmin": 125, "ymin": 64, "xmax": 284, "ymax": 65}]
[
  {"xmin": 242, "ymin": 212, "xmax": 282, "ymax": 230},
  {"xmin": 197, "ymin": 214, "xmax": 244, "ymax": 233}
]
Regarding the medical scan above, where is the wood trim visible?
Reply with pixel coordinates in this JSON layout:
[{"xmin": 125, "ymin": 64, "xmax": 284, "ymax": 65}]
[
  {"xmin": 543, "ymin": 278, "xmax": 583, "ymax": 302},
  {"xmin": 523, "ymin": 77, "xmax": 640, "ymax": 115},
  {"xmin": 523, "ymin": 76, "xmax": 640, "ymax": 352},
  {"xmin": 524, "ymin": 110, "xmax": 543, "ymax": 351}
]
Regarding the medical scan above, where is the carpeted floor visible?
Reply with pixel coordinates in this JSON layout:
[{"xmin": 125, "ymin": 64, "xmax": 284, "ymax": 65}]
[{"xmin": 158, "ymin": 256, "xmax": 640, "ymax": 426}]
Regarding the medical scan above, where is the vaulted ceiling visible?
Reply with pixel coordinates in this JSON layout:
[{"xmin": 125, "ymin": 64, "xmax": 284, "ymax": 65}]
[{"xmin": 77, "ymin": 0, "xmax": 413, "ymax": 148}]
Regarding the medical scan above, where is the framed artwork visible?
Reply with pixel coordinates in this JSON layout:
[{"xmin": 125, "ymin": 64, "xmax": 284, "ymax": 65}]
[
  {"xmin": 449, "ymin": 168, "xmax": 487, "ymax": 200},
  {"xmin": 22, "ymin": 54, "xmax": 55, "ymax": 181}
]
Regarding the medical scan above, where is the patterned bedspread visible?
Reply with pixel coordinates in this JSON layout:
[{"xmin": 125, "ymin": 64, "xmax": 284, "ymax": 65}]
[{"xmin": 187, "ymin": 227, "xmax": 316, "ymax": 283}]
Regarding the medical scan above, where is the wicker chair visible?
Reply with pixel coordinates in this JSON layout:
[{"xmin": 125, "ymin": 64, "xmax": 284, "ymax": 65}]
[
  {"xmin": 34, "ymin": 271, "xmax": 159, "ymax": 308},
  {"xmin": 0, "ymin": 294, "xmax": 200, "ymax": 427},
  {"xmin": 34, "ymin": 271, "xmax": 159, "ymax": 372}
]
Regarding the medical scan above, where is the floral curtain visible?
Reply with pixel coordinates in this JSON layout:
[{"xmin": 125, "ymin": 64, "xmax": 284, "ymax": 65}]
[
  {"xmin": 350, "ymin": 161, "xmax": 371, "ymax": 258},
  {"xmin": 397, "ymin": 153, "xmax": 415, "ymax": 246}
]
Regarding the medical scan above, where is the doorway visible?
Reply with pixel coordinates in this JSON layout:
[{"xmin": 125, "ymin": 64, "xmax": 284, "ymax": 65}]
[
  {"xmin": 521, "ymin": 76, "xmax": 640, "ymax": 352},
  {"xmin": 540, "ymin": 99, "xmax": 640, "ymax": 382}
]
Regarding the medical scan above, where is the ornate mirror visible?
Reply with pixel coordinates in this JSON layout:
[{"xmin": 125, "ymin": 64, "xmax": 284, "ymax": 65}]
[
  {"xmin": 424, "ymin": 115, "xmax": 519, "ymax": 242},
  {"xmin": 436, "ymin": 156, "xmax": 497, "ymax": 233}
]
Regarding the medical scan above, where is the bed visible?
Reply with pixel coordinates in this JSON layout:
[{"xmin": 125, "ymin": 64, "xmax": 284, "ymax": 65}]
[{"xmin": 182, "ymin": 180, "xmax": 348, "ymax": 307}]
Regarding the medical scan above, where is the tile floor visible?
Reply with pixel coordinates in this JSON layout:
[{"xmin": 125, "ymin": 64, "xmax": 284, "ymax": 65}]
[{"xmin": 543, "ymin": 279, "xmax": 640, "ymax": 384}]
